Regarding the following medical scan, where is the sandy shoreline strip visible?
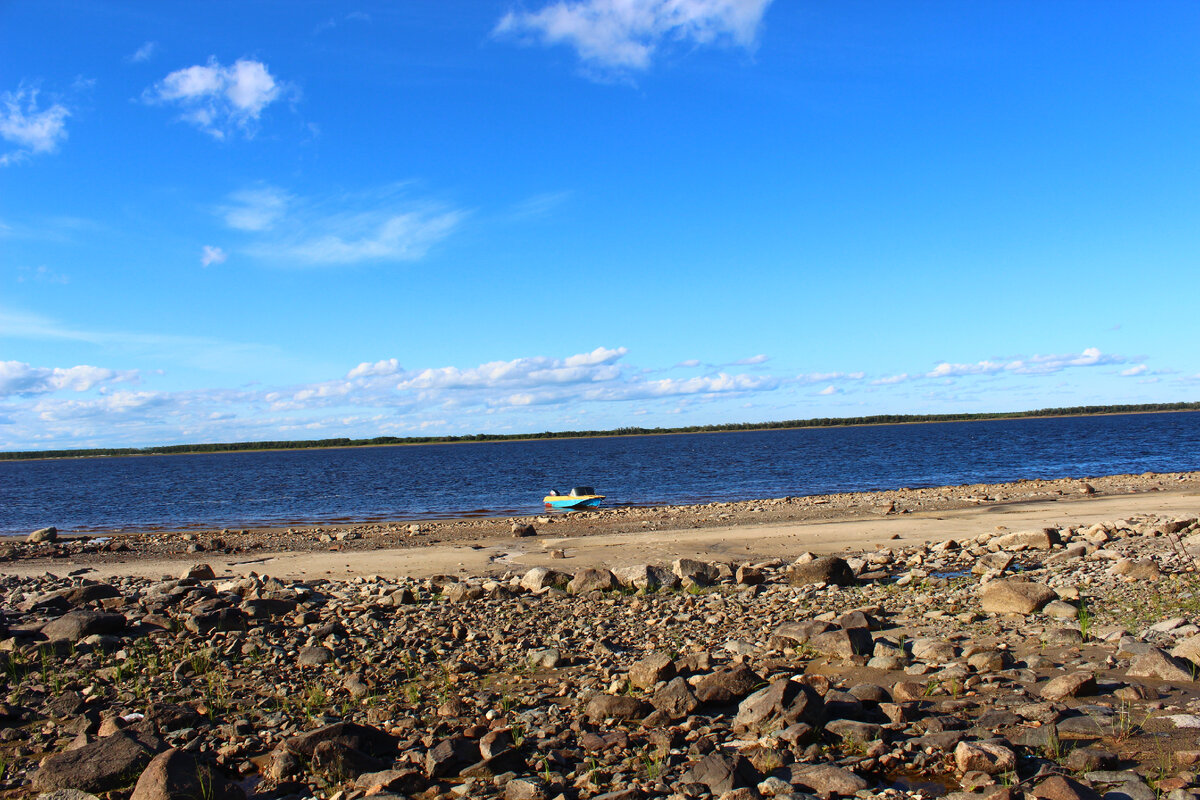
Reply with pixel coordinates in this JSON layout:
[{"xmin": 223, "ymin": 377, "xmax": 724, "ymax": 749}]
[{"xmin": 7, "ymin": 483, "xmax": 1198, "ymax": 583}]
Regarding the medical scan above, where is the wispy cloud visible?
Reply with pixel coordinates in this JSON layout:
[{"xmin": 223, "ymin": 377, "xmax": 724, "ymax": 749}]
[
  {"xmin": 506, "ymin": 191, "xmax": 572, "ymax": 221},
  {"xmin": 127, "ymin": 41, "xmax": 158, "ymax": 63},
  {"xmin": 218, "ymin": 186, "xmax": 290, "ymax": 231},
  {"xmin": 16, "ymin": 265, "xmax": 69, "ymax": 284},
  {"xmin": 200, "ymin": 245, "xmax": 227, "ymax": 267},
  {"xmin": 926, "ymin": 347, "xmax": 1127, "ymax": 379},
  {"xmin": 144, "ymin": 58, "xmax": 288, "ymax": 139},
  {"xmin": 494, "ymin": 0, "xmax": 775, "ymax": 77},
  {"xmin": 0, "ymin": 87, "xmax": 70, "ymax": 166},
  {"xmin": 221, "ymin": 184, "xmax": 466, "ymax": 267},
  {"xmin": 0, "ymin": 307, "xmax": 286, "ymax": 374}
]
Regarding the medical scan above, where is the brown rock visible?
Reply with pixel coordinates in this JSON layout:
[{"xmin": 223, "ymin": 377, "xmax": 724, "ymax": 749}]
[
  {"xmin": 1031, "ymin": 775, "xmax": 1102, "ymax": 800},
  {"xmin": 980, "ymin": 579, "xmax": 1057, "ymax": 615},
  {"xmin": 1040, "ymin": 672, "xmax": 1097, "ymax": 701},
  {"xmin": 130, "ymin": 748, "xmax": 242, "ymax": 800},
  {"xmin": 954, "ymin": 741, "xmax": 1016, "ymax": 774},
  {"xmin": 33, "ymin": 732, "xmax": 158, "ymax": 794},
  {"xmin": 629, "ymin": 652, "xmax": 676, "ymax": 689},
  {"xmin": 1126, "ymin": 648, "xmax": 1195, "ymax": 682},
  {"xmin": 809, "ymin": 628, "xmax": 873, "ymax": 659},
  {"xmin": 585, "ymin": 694, "xmax": 648, "ymax": 722},
  {"xmin": 567, "ymin": 568, "xmax": 618, "ymax": 593},
  {"xmin": 694, "ymin": 662, "xmax": 762, "ymax": 705},
  {"xmin": 788, "ymin": 556, "xmax": 855, "ymax": 586},
  {"xmin": 789, "ymin": 763, "xmax": 870, "ymax": 796}
]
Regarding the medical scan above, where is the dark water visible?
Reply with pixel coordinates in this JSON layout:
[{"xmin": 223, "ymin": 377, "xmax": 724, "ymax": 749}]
[{"xmin": 2, "ymin": 412, "xmax": 1199, "ymax": 535}]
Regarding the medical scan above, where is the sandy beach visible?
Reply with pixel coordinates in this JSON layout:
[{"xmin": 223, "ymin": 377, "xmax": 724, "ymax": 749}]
[{"xmin": 7, "ymin": 471, "xmax": 1199, "ymax": 582}]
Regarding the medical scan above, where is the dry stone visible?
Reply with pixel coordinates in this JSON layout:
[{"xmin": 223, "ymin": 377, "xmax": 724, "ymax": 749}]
[
  {"xmin": 980, "ymin": 579, "xmax": 1057, "ymax": 615},
  {"xmin": 788, "ymin": 556, "xmax": 855, "ymax": 586},
  {"xmin": 994, "ymin": 528, "xmax": 1060, "ymax": 550}
]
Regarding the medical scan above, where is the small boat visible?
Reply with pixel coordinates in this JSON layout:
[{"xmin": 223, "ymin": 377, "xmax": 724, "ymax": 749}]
[{"xmin": 543, "ymin": 486, "xmax": 606, "ymax": 510}]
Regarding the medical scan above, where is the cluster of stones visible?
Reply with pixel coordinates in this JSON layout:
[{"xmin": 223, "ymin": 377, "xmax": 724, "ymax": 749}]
[{"xmin": 3, "ymin": 513, "xmax": 1200, "ymax": 800}]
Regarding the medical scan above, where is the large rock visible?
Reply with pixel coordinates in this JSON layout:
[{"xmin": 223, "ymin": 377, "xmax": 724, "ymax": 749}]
[
  {"xmin": 672, "ymin": 558, "xmax": 719, "ymax": 586},
  {"xmin": 650, "ymin": 677, "xmax": 699, "ymax": 719},
  {"xmin": 629, "ymin": 652, "xmax": 675, "ymax": 689},
  {"xmin": 954, "ymin": 741, "xmax": 1016, "ymax": 774},
  {"xmin": 28, "ymin": 526, "xmax": 58, "ymax": 543},
  {"xmin": 33, "ymin": 732, "xmax": 158, "ymax": 793},
  {"xmin": 678, "ymin": 752, "xmax": 758, "ymax": 795},
  {"xmin": 179, "ymin": 563, "xmax": 216, "ymax": 581},
  {"xmin": 130, "ymin": 749, "xmax": 243, "ymax": 800},
  {"xmin": 1171, "ymin": 634, "xmax": 1200, "ymax": 667},
  {"xmin": 567, "ymin": 568, "xmax": 617, "ymax": 594},
  {"xmin": 519, "ymin": 567, "xmax": 570, "ymax": 593},
  {"xmin": 733, "ymin": 678, "xmax": 824, "ymax": 734},
  {"xmin": 994, "ymin": 528, "xmax": 1060, "ymax": 550},
  {"xmin": 612, "ymin": 564, "xmax": 680, "ymax": 591},
  {"xmin": 285, "ymin": 722, "xmax": 396, "ymax": 761},
  {"xmin": 788, "ymin": 557, "xmax": 855, "ymax": 586},
  {"xmin": 1032, "ymin": 775, "xmax": 1103, "ymax": 800},
  {"xmin": 61, "ymin": 583, "xmax": 122, "ymax": 606},
  {"xmin": 1112, "ymin": 559, "xmax": 1162, "ymax": 581},
  {"xmin": 1126, "ymin": 648, "xmax": 1195, "ymax": 682},
  {"xmin": 769, "ymin": 620, "xmax": 833, "ymax": 649},
  {"xmin": 42, "ymin": 611, "xmax": 126, "ymax": 642},
  {"xmin": 694, "ymin": 663, "xmax": 762, "ymax": 705},
  {"xmin": 789, "ymin": 764, "xmax": 870, "ymax": 796},
  {"xmin": 972, "ymin": 552, "xmax": 1015, "ymax": 575},
  {"xmin": 424, "ymin": 737, "xmax": 480, "ymax": 779},
  {"xmin": 980, "ymin": 580, "xmax": 1057, "ymax": 615},
  {"xmin": 809, "ymin": 628, "xmax": 874, "ymax": 659},
  {"xmin": 1041, "ymin": 673, "xmax": 1097, "ymax": 701},
  {"xmin": 585, "ymin": 694, "xmax": 648, "ymax": 722}
]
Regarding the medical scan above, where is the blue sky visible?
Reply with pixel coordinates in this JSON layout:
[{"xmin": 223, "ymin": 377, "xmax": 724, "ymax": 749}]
[{"xmin": 2, "ymin": 1, "xmax": 1198, "ymax": 451}]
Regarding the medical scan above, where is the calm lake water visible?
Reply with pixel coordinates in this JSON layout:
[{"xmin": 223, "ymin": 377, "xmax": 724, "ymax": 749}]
[{"xmin": 2, "ymin": 412, "xmax": 1199, "ymax": 535}]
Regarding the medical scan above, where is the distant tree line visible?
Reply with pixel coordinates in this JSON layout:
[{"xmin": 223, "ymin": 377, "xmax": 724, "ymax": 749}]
[{"xmin": 2, "ymin": 401, "xmax": 1197, "ymax": 461}]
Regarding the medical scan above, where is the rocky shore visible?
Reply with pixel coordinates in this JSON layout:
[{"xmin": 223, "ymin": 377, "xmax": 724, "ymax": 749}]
[{"xmin": 3, "ymin": 485, "xmax": 1200, "ymax": 800}]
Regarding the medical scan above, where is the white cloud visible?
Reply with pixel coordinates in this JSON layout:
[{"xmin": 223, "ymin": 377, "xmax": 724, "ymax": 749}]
[
  {"xmin": 219, "ymin": 186, "xmax": 290, "ymax": 231},
  {"xmin": 818, "ymin": 385, "xmax": 838, "ymax": 396},
  {"xmin": 0, "ymin": 361, "xmax": 137, "ymax": 397},
  {"xmin": 0, "ymin": 88, "xmax": 69, "ymax": 165},
  {"xmin": 495, "ymin": 0, "xmax": 774, "ymax": 75},
  {"xmin": 145, "ymin": 58, "xmax": 285, "ymax": 139},
  {"xmin": 734, "ymin": 354, "xmax": 769, "ymax": 365},
  {"xmin": 275, "ymin": 209, "xmax": 463, "ymax": 265},
  {"xmin": 223, "ymin": 184, "xmax": 465, "ymax": 267},
  {"xmin": 200, "ymin": 245, "xmax": 227, "ymax": 267},
  {"xmin": 128, "ymin": 41, "xmax": 158, "ymax": 63},
  {"xmin": 1120, "ymin": 364, "xmax": 1148, "ymax": 377},
  {"xmin": 872, "ymin": 373, "xmax": 910, "ymax": 385},
  {"xmin": 926, "ymin": 348, "xmax": 1126, "ymax": 379},
  {"xmin": 795, "ymin": 371, "xmax": 864, "ymax": 385}
]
